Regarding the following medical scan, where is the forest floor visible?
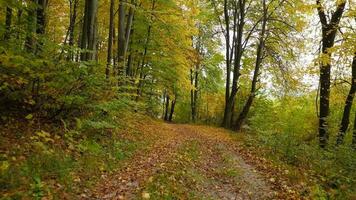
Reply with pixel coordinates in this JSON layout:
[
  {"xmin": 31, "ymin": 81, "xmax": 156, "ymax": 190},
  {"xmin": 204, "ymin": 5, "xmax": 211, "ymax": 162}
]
[{"xmin": 86, "ymin": 123, "xmax": 301, "ymax": 200}]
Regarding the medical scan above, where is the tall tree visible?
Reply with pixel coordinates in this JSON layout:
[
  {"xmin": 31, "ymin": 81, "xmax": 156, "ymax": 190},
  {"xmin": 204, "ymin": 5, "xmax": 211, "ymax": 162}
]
[
  {"xmin": 316, "ymin": 0, "xmax": 346, "ymax": 148},
  {"xmin": 235, "ymin": 0, "xmax": 267, "ymax": 131}
]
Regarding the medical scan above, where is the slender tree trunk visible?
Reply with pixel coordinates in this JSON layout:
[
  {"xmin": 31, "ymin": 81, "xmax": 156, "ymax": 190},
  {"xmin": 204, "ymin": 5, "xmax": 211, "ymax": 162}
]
[
  {"xmin": 336, "ymin": 54, "xmax": 356, "ymax": 145},
  {"xmin": 162, "ymin": 90, "xmax": 167, "ymax": 119},
  {"xmin": 316, "ymin": 0, "xmax": 346, "ymax": 148},
  {"xmin": 136, "ymin": 0, "xmax": 155, "ymax": 99},
  {"xmin": 222, "ymin": 0, "xmax": 231, "ymax": 128},
  {"xmin": 126, "ymin": 15, "xmax": 135, "ymax": 76},
  {"xmin": 169, "ymin": 98, "xmax": 176, "ymax": 122},
  {"xmin": 164, "ymin": 95, "xmax": 170, "ymax": 121},
  {"xmin": 193, "ymin": 68, "xmax": 199, "ymax": 121},
  {"xmin": 352, "ymin": 113, "xmax": 356, "ymax": 149},
  {"xmin": 16, "ymin": 1, "xmax": 23, "ymax": 40},
  {"xmin": 106, "ymin": 0, "xmax": 115, "ymax": 78},
  {"xmin": 117, "ymin": 0, "xmax": 126, "ymax": 76},
  {"xmin": 235, "ymin": 0, "xmax": 267, "ymax": 131},
  {"xmin": 68, "ymin": 0, "xmax": 78, "ymax": 60},
  {"xmin": 4, "ymin": 6, "xmax": 13, "ymax": 40},
  {"xmin": 191, "ymin": 68, "xmax": 196, "ymax": 122},
  {"xmin": 124, "ymin": 1, "xmax": 135, "ymax": 54}
]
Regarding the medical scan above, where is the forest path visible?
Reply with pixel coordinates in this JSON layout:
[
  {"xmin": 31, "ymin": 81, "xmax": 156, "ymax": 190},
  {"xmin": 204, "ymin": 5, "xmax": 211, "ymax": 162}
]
[{"xmin": 88, "ymin": 123, "xmax": 293, "ymax": 200}]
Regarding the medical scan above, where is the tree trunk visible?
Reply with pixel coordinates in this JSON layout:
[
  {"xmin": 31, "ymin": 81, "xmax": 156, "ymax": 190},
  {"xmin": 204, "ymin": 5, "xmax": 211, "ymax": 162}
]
[
  {"xmin": 235, "ymin": 0, "xmax": 267, "ymax": 131},
  {"xmin": 169, "ymin": 98, "xmax": 176, "ymax": 122},
  {"xmin": 316, "ymin": 0, "xmax": 346, "ymax": 148},
  {"xmin": 164, "ymin": 95, "xmax": 170, "ymax": 121},
  {"xmin": 16, "ymin": 1, "xmax": 23, "ymax": 40},
  {"xmin": 68, "ymin": 0, "xmax": 78, "ymax": 60},
  {"xmin": 336, "ymin": 54, "xmax": 356, "ymax": 145},
  {"xmin": 352, "ymin": 113, "xmax": 356, "ymax": 149},
  {"xmin": 136, "ymin": 0, "xmax": 155, "ymax": 100},
  {"xmin": 35, "ymin": 0, "xmax": 47, "ymax": 54},
  {"xmin": 162, "ymin": 90, "xmax": 167, "ymax": 119},
  {"xmin": 4, "ymin": 6, "xmax": 12, "ymax": 40},
  {"xmin": 25, "ymin": 0, "xmax": 37, "ymax": 53},
  {"xmin": 117, "ymin": 0, "xmax": 126, "ymax": 75},
  {"xmin": 106, "ymin": 0, "xmax": 115, "ymax": 78},
  {"xmin": 124, "ymin": 1, "xmax": 135, "ymax": 54},
  {"xmin": 80, "ymin": 0, "xmax": 98, "ymax": 61},
  {"xmin": 222, "ymin": 0, "xmax": 231, "ymax": 128},
  {"xmin": 222, "ymin": 0, "xmax": 245, "ymax": 129}
]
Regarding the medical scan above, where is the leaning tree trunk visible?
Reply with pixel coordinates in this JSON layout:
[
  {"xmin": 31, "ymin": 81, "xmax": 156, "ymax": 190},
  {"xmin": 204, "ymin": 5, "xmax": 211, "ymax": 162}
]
[
  {"xmin": 316, "ymin": 0, "xmax": 346, "ymax": 148},
  {"xmin": 336, "ymin": 54, "xmax": 356, "ymax": 145}
]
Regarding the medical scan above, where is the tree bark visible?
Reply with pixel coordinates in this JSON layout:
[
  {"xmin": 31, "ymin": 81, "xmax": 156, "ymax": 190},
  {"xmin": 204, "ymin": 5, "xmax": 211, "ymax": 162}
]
[
  {"xmin": 68, "ymin": 0, "xmax": 78, "ymax": 60},
  {"xmin": 35, "ymin": 0, "xmax": 47, "ymax": 53},
  {"xmin": 124, "ymin": 1, "xmax": 135, "ymax": 54},
  {"xmin": 117, "ymin": 0, "xmax": 126, "ymax": 75},
  {"xmin": 352, "ymin": 113, "xmax": 356, "ymax": 149},
  {"xmin": 316, "ymin": 0, "xmax": 346, "ymax": 148},
  {"xmin": 106, "ymin": 0, "xmax": 115, "ymax": 78},
  {"xmin": 336, "ymin": 54, "xmax": 356, "ymax": 145},
  {"xmin": 80, "ymin": 0, "xmax": 98, "ymax": 61},
  {"xmin": 169, "ymin": 98, "xmax": 176, "ymax": 122},
  {"xmin": 222, "ymin": 0, "xmax": 231, "ymax": 128},
  {"xmin": 164, "ymin": 95, "xmax": 170, "ymax": 121}
]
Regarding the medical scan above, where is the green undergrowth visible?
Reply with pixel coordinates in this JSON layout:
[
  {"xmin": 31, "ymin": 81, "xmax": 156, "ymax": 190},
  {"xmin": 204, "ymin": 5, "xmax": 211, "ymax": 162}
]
[
  {"xmin": 233, "ymin": 128, "xmax": 356, "ymax": 200},
  {"xmin": 0, "ymin": 115, "xmax": 151, "ymax": 199},
  {"xmin": 228, "ymin": 96, "xmax": 356, "ymax": 199}
]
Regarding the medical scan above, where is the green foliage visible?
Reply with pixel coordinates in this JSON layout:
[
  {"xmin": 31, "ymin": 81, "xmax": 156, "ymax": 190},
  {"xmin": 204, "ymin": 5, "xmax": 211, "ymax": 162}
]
[{"xmin": 243, "ymin": 93, "xmax": 356, "ymax": 199}]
